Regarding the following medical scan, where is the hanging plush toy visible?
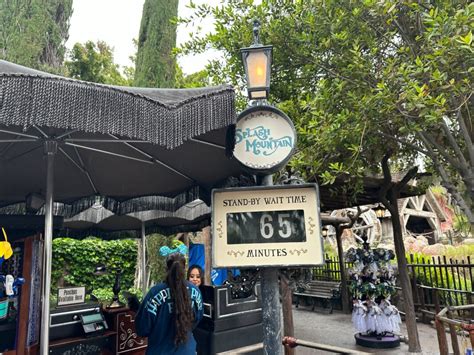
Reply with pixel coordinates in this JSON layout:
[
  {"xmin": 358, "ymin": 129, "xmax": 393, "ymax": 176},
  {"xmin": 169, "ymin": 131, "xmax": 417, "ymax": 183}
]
[{"xmin": 0, "ymin": 228, "xmax": 13, "ymax": 268}]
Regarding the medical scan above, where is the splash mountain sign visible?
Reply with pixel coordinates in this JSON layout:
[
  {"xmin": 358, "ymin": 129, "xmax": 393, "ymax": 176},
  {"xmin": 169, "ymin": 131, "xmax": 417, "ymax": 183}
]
[{"xmin": 232, "ymin": 105, "xmax": 296, "ymax": 174}]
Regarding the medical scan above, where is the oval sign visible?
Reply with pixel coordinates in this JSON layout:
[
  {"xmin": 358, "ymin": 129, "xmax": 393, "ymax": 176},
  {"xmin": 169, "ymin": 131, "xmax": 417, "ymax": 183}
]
[{"xmin": 232, "ymin": 105, "xmax": 296, "ymax": 174}]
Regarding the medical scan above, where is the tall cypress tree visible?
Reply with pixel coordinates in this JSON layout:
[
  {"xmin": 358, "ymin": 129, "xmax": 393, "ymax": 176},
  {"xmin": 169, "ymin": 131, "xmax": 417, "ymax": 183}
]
[
  {"xmin": 0, "ymin": 0, "xmax": 73, "ymax": 70},
  {"xmin": 134, "ymin": 0, "xmax": 179, "ymax": 88}
]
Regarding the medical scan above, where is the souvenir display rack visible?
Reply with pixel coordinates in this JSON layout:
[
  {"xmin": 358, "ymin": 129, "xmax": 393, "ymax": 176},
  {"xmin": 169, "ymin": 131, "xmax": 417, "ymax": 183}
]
[{"xmin": 346, "ymin": 244, "xmax": 401, "ymax": 348}]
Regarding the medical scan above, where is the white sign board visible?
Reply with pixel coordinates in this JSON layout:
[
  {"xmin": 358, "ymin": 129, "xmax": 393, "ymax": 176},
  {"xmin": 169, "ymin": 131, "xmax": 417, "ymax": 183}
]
[
  {"xmin": 212, "ymin": 184, "xmax": 324, "ymax": 268},
  {"xmin": 233, "ymin": 105, "xmax": 296, "ymax": 174},
  {"xmin": 57, "ymin": 286, "xmax": 86, "ymax": 306}
]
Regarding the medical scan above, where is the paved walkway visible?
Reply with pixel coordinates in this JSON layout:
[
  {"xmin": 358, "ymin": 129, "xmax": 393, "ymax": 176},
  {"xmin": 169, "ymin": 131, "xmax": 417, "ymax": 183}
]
[{"xmin": 292, "ymin": 306, "xmax": 447, "ymax": 354}]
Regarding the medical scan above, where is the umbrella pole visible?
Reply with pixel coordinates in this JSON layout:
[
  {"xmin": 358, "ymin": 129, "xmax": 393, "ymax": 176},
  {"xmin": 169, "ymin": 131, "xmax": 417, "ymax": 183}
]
[
  {"xmin": 141, "ymin": 222, "xmax": 147, "ymax": 296},
  {"xmin": 40, "ymin": 141, "xmax": 57, "ymax": 355}
]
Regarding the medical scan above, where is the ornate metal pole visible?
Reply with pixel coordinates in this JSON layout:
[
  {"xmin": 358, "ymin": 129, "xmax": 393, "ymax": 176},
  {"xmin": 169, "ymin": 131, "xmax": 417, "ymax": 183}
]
[{"xmin": 259, "ymin": 174, "xmax": 283, "ymax": 355}]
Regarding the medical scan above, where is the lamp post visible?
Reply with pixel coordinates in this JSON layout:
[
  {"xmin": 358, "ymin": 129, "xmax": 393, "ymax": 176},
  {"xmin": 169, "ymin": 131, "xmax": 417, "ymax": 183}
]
[
  {"xmin": 240, "ymin": 20, "xmax": 283, "ymax": 355},
  {"xmin": 241, "ymin": 20, "xmax": 273, "ymax": 101}
]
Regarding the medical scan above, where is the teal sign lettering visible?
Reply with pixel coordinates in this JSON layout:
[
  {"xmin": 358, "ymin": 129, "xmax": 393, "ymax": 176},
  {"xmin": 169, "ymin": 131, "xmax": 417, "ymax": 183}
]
[{"xmin": 235, "ymin": 126, "xmax": 294, "ymax": 156}]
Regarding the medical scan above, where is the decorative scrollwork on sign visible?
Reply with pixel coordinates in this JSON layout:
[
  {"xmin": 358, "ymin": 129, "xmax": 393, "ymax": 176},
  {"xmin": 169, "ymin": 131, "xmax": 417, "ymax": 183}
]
[
  {"xmin": 118, "ymin": 313, "xmax": 145, "ymax": 353},
  {"xmin": 227, "ymin": 250, "xmax": 245, "ymax": 257},
  {"xmin": 288, "ymin": 248, "xmax": 308, "ymax": 256},
  {"xmin": 225, "ymin": 269, "xmax": 261, "ymax": 299},
  {"xmin": 307, "ymin": 216, "xmax": 316, "ymax": 235},
  {"xmin": 216, "ymin": 221, "xmax": 223, "ymax": 238}
]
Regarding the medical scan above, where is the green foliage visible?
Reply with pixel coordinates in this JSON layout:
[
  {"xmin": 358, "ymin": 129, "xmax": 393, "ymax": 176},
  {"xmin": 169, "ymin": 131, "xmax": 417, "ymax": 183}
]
[
  {"xmin": 453, "ymin": 213, "xmax": 473, "ymax": 237},
  {"xmin": 145, "ymin": 234, "xmax": 175, "ymax": 285},
  {"xmin": 323, "ymin": 242, "xmax": 338, "ymax": 258},
  {"xmin": 408, "ymin": 252, "xmax": 472, "ymax": 305},
  {"xmin": 444, "ymin": 244, "xmax": 474, "ymax": 259},
  {"xmin": 430, "ymin": 185, "xmax": 447, "ymax": 197},
  {"xmin": 179, "ymin": 0, "xmax": 474, "ymax": 215},
  {"xmin": 51, "ymin": 237, "xmax": 138, "ymax": 298},
  {"xmin": 134, "ymin": 0, "xmax": 179, "ymax": 87},
  {"xmin": 0, "ymin": 0, "xmax": 73, "ymax": 70},
  {"xmin": 66, "ymin": 41, "xmax": 133, "ymax": 85},
  {"xmin": 175, "ymin": 66, "xmax": 210, "ymax": 88},
  {"xmin": 92, "ymin": 286, "xmax": 143, "ymax": 303}
]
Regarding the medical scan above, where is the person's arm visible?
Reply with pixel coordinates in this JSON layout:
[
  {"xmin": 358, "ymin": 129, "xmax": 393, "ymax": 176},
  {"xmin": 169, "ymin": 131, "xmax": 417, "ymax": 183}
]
[
  {"xmin": 135, "ymin": 288, "xmax": 158, "ymax": 337},
  {"xmin": 191, "ymin": 286, "xmax": 204, "ymax": 329}
]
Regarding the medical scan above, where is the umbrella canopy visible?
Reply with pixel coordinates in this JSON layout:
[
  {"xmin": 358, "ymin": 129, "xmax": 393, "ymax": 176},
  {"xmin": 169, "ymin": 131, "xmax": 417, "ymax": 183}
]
[
  {"xmin": 61, "ymin": 199, "xmax": 210, "ymax": 238},
  {"xmin": 0, "ymin": 60, "xmax": 240, "ymax": 207},
  {"xmin": 0, "ymin": 59, "xmax": 240, "ymax": 354}
]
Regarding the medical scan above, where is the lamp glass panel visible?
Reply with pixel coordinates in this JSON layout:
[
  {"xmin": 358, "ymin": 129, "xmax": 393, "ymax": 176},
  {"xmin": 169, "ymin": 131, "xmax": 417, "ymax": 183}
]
[
  {"xmin": 246, "ymin": 51, "xmax": 268, "ymax": 88},
  {"xmin": 375, "ymin": 209, "xmax": 385, "ymax": 218}
]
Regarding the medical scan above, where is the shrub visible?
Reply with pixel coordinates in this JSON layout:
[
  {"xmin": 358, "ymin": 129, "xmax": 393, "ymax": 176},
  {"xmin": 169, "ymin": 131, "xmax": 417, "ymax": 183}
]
[{"xmin": 51, "ymin": 237, "xmax": 138, "ymax": 300}]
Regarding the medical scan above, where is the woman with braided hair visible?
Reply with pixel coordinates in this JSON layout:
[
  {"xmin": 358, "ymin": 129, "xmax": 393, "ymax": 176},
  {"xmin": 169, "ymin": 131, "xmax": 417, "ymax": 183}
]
[{"xmin": 136, "ymin": 251, "xmax": 203, "ymax": 354}]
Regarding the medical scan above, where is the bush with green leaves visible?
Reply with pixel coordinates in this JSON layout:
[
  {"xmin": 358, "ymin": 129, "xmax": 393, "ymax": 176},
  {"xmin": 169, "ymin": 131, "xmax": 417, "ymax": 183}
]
[
  {"xmin": 408, "ymin": 252, "xmax": 472, "ymax": 306},
  {"xmin": 51, "ymin": 237, "xmax": 138, "ymax": 302},
  {"xmin": 145, "ymin": 233, "xmax": 175, "ymax": 286}
]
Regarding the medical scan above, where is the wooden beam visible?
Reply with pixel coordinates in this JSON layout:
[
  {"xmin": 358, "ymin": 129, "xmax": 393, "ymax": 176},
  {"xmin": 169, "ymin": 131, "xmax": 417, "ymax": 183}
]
[
  {"xmin": 404, "ymin": 208, "xmax": 436, "ymax": 218},
  {"xmin": 201, "ymin": 226, "xmax": 212, "ymax": 285},
  {"xmin": 320, "ymin": 214, "xmax": 351, "ymax": 225}
]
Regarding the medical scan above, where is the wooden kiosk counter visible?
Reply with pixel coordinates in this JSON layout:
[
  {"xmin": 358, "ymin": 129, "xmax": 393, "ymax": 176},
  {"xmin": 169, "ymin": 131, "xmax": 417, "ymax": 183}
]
[{"xmin": 0, "ymin": 231, "xmax": 148, "ymax": 355}]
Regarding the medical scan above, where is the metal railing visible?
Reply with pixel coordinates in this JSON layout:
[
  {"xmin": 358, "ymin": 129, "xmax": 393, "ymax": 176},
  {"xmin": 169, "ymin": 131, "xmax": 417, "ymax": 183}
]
[{"xmin": 282, "ymin": 336, "xmax": 370, "ymax": 354}]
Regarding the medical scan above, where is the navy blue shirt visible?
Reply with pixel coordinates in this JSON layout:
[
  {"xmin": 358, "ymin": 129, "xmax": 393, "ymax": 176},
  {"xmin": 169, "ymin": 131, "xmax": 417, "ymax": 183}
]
[{"xmin": 136, "ymin": 281, "xmax": 203, "ymax": 354}]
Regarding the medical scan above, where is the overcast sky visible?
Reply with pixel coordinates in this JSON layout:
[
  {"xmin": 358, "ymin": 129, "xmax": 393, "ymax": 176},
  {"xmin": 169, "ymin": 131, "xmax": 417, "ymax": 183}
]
[{"xmin": 67, "ymin": 0, "xmax": 216, "ymax": 75}]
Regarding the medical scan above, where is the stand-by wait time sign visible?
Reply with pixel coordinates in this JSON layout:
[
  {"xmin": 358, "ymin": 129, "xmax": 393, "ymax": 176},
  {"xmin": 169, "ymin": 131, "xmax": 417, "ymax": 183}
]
[{"xmin": 212, "ymin": 184, "xmax": 324, "ymax": 268}]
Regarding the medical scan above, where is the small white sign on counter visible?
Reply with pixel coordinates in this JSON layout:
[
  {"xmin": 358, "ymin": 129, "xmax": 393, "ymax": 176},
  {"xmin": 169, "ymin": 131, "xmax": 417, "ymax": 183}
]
[{"xmin": 57, "ymin": 286, "xmax": 86, "ymax": 306}]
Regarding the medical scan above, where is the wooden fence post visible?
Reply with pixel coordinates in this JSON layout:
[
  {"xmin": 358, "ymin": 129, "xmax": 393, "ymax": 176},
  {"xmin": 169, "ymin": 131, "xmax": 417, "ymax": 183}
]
[
  {"xmin": 446, "ymin": 309, "xmax": 460, "ymax": 355},
  {"xmin": 435, "ymin": 318, "xmax": 449, "ymax": 355}
]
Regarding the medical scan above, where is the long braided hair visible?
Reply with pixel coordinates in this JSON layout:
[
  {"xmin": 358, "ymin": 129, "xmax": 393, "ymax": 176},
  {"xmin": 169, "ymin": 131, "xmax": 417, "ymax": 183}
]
[{"xmin": 166, "ymin": 253, "xmax": 194, "ymax": 346}]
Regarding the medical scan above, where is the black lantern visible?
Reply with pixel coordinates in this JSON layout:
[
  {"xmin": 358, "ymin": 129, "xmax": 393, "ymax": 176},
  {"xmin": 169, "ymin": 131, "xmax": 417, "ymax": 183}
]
[
  {"xmin": 373, "ymin": 203, "xmax": 386, "ymax": 219},
  {"xmin": 240, "ymin": 19, "xmax": 273, "ymax": 100},
  {"xmin": 93, "ymin": 264, "xmax": 124, "ymax": 308}
]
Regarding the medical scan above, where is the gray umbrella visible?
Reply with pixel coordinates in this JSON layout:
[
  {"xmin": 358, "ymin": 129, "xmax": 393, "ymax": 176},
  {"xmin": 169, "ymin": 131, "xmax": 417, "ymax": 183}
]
[
  {"xmin": 62, "ymin": 199, "xmax": 211, "ymax": 295},
  {"xmin": 63, "ymin": 199, "xmax": 210, "ymax": 235},
  {"xmin": 0, "ymin": 60, "xmax": 240, "ymax": 353}
]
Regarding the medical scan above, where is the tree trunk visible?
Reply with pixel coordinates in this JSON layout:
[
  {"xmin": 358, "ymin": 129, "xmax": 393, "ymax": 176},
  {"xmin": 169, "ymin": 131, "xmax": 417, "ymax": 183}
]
[
  {"xmin": 134, "ymin": 238, "xmax": 143, "ymax": 289},
  {"xmin": 390, "ymin": 199, "xmax": 421, "ymax": 353},
  {"xmin": 335, "ymin": 228, "xmax": 350, "ymax": 314},
  {"xmin": 379, "ymin": 153, "xmax": 421, "ymax": 353},
  {"xmin": 201, "ymin": 226, "xmax": 212, "ymax": 285}
]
